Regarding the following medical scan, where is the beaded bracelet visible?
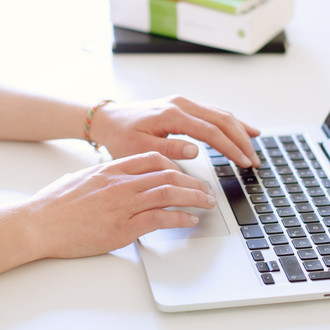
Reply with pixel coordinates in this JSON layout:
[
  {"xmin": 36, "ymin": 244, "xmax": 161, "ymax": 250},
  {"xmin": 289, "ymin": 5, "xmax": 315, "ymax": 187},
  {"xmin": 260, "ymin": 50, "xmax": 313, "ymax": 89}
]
[{"xmin": 84, "ymin": 99, "xmax": 114, "ymax": 151}]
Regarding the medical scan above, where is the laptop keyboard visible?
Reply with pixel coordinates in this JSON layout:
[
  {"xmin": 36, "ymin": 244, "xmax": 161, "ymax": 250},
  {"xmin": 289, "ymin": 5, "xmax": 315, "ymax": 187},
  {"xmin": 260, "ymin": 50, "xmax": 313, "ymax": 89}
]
[{"xmin": 206, "ymin": 134, "xmax": 330, "ymax": 285}]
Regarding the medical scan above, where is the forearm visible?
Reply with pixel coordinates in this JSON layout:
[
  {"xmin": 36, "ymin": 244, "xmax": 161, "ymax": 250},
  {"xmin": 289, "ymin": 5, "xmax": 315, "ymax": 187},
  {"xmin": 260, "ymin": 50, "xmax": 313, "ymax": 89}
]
[
  {"xmin": 0, "ymin": 86, "xmax": 88, "ymax": 142},
  {"xmin": 0, "ymin": 203, "xmax": 42, "ymax": 274}
]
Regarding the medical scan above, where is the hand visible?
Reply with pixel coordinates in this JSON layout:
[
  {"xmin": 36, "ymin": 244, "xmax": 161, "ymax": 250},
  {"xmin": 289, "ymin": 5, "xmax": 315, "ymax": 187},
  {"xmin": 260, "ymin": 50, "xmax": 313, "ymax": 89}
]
[
  {"xmin": 90, "ymin": 95, "xmax": 261, "ymax": 168},
  {"xmin": 24, "ymin": 152, "xmax": 215, "ymax": 261}
]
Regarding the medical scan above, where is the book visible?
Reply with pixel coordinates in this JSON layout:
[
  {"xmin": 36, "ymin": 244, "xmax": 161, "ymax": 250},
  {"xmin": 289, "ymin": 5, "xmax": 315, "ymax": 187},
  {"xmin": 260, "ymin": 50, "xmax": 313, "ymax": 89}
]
[{"xmin": 112, "ymin": 27, "xmax": 288, "ymax": 54}]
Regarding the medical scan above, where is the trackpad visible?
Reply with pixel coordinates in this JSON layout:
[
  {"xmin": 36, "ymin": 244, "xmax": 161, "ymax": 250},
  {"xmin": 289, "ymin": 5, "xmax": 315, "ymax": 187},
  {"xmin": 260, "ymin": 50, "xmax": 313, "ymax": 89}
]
[{"xmin": 142, "ymin": 202, "xmax": 230, "ymax": 243}]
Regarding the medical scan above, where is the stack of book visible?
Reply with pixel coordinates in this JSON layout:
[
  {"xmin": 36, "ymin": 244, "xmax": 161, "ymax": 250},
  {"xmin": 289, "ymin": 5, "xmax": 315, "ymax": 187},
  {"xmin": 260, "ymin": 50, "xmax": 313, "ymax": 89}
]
[{"xmin": 109, "ymin": 0, "xmax": 294, "ymax": 55}]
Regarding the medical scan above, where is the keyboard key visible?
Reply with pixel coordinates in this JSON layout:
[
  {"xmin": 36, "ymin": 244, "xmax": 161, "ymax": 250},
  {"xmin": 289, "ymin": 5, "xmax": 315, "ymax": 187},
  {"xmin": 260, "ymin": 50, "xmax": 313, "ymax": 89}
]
[
  {"xmin": 261, "ymin": 273, "xmax": 275, "ymax": 285},
  {"xmin": 267, "ymin": 188, "xmax": 285, "ymax": 197},
  {"xmin": 264, "ymin": 224, "xmax": 283, "ymax": 235},
  {"xmin": 279, "ymin": 136, "xmax": 294, "ymax": 144},
  {"xmin": 322, "ymin": 179, "xmax": 330, "ymax": 188},
  {"xmin": 268, "ymin": 149, "xmax": 283, "ymax": 157},
  {"xmin": 322, "ymin": 256, "xmax": 330, "ymax": 267},
  {"xmin": 312, "ymin": 160, "xmax": 322, "ymax": 169},
  {"xmin": 251, "ymin": 250, "xmax": 264, "ymax": 261},
  {"xmin": 282, "ymin": 217, "xmax": 301, "ymax": 227},
  {"xmin": 241, "ymin": 225, "xmax": 264, "ymax": 239},
  {"xmin": 245, "ymin": 184, "xmax": 263, "ymax": 194},
  {"xmin": 292, "ymin": 238, "xmax": 312, "ymax": 249},
  {"xmin": 284, "ymin": 143, "xmax": 299, "ymax": 152},
  {"xmin": 288, "ymin": 151, "xmax": 304, "ymax": 161},
  {"xmin": 295, "ymin": 203, "xmax": 314, "ymax": 213},
  {"xmin": 297, "ymin": 169, "xmax": 314, "ymax": 178},
  {"xmin": 276, "ymin": 166, "xmax": 293, "ymax": 176},
  {"xmin": 269, "ymin": 234, "xmax": 289, "ymax": 245},
  {"xmin": 256, "ymin": 261, "xmax": 270, "ymax": 273},
  {"xmin": 258, "ymin": 169, "xmax": 275, "ymax": 179},
  {"xmin": 277, "ymin": 207, "xmax": 295, "ymax": 217},
  {"xmin": 290, "ymin": 193, "xmax": 308, "ymax": 203},
  {"xmin": 293, "ymin": 160, "xmax": 309, "ymax": 169},
  {"xmin": 322, "ymin": 217, "xmax": 330, "ymax": 227},
  {"xmin": 303, "ymin": 260, "xmax": 323, "ymax": 272},
  {"xmin": 272, "ymin": 197, "xmax": 290, "ymax": 207},
  {"xmin": 281, "ymin": 175, "xmax": 298, "ymax": 184},
  {"xmin": 272, "ymin": 157, "xmax": 288, "ymax": 166},
  {"xmin": 250, "ymin": 194, "xmax": 268, "ymax": 204},
  {"xmin": 259, "ymin": 214, "xmax": 278, "ymax": 224},
  {"xmin": 307, "ymin": 187, "xmax": 325, "ymax": 197},
  {"xmin": 317, "ymin": 169, "xmax": 327, "ymax": 179},
  {"xmin": 268, "ymin": 260, "xmax": 280, "ymax": 272},
  {"xmin": 220, "ymin": 177, "xmax": 258, "ymax": 226},
  {"xmin": 317, "ymin": 206, "xmax": 330, "ymax": 217},
  {"xmin": 302, "ymin": 178, "xmax": 320, "ymax": 188},
  {"xmin": 214, "ymin": 165, "xmax": 235, "ymax": 177},
  {"xmin": 311, "ymin": 234, "xmax": 330, "ymax": 245},
  {"xmin": 305, "ymin": 223, "xmax": 325, "ymax": 234},
  {"xmin": 263, "ymin": 178, "xmax": 280, "ymax": 188},
  {"xmin": 243, "ymin": 176, "xmax": 259, "ymax": 185},
  {"xmin": 255, "ymin": 204, "xmax": 273, "ymax": 214},
  {"xmin": 286, "ymin": 184, "xmax": 303, "ymax": 194},
  {"xmin": 279, "ymin": 256, "xmax": 307, "ymax": 282},
  {"xmin": 306, "ymin": 151, "xmax": 316, "ymax": 160},
  {"xmin": 238, "ymin": 167, "xmax": 254, "ymax": 176},
  {"xmin": 301, "ymin": 213, "xmax": 319, "ymax": 223},
  {"xmin": 317, "ymin": 245, "xmax": 330, "ymax": 256},
  {"xmin": 251, "ymin": 138, "xmax": 261, "ymax": 152},
  {"xmin": 287, "ymin": 227, "xmax": 306, "ymax": 238},
  {"xmin": 259, "ymin": 160, "xmax": 271, "ymax": 169},
  {"xmin": 298, "ymin": 249, "xmax": 318, "ymax": 260},
  {"xmin": 261, "ymin": 137, "xmax": 278, "ymax": 149},
  {"xmin": 274, "ymin": 245, "xmax": 294, "ymax": 256},
  {"xmin": 246, "ymin": 239, "xmax": 269, "ymax": 250},
  {"xmin": 309, "ymin": 271, "xmax": 330, "ymax": 281}
]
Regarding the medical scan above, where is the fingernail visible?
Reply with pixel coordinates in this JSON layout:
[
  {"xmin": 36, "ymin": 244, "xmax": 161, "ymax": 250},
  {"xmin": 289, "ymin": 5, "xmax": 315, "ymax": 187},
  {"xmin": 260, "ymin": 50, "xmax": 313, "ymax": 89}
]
[
  {"xmin": 183, "ymin": 144, "xmax": 198, "ymax": 158},
  {"xmin": 190, "ymin": 215, "xmax": 200, "ymax": 225},
  {"xmin": 240, "ymin": 154, "xmax": 253, "ymax": 168},
  {"xmin": 252, "ymin": 153, "xmax": 261, "ymax": 167},
  {"xmin": 207, "ymin": 194, "xmax": 216, "ymax": 206}
]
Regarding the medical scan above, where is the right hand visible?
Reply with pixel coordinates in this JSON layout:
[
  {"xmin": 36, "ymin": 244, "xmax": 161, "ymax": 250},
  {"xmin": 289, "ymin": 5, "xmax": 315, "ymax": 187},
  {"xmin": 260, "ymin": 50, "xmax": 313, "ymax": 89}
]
[{"xmin": 26, "ymin": 152, "xmax": 216, "ymax": 261}]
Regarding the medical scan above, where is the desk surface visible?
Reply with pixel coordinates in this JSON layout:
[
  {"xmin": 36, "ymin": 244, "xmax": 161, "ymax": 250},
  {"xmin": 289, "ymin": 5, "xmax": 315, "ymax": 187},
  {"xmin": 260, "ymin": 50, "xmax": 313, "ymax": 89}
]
[{"xmin": 1, "ymin": 1, "xmax": 330, "ymax": 329}]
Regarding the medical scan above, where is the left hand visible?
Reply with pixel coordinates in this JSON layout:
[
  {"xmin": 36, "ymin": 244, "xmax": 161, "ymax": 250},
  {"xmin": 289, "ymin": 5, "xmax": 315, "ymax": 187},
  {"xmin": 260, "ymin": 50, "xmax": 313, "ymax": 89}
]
[{"xmin": 90, "ymin": 95, "xmax": 261, "ymax": 168}]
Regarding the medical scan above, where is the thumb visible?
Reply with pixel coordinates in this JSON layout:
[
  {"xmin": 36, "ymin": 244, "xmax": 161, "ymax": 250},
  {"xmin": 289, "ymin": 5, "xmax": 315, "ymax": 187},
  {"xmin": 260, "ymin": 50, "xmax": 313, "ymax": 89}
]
[{"xmin": 154, "ymin": 137, "xmax": 199, "ymax": 160}]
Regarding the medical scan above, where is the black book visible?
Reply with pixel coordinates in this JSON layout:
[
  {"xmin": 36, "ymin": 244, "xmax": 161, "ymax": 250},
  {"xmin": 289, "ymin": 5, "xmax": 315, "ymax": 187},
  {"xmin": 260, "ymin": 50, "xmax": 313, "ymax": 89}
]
[{"xmin": 112, "ymin": 27, "xmax": 288, "ymax": 54}]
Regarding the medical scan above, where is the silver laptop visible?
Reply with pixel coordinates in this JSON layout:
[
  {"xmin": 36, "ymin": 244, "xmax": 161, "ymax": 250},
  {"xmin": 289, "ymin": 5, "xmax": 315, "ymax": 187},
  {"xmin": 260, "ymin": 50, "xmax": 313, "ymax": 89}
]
[{"xmin": 138, "ymin": 111, "xmax": 330, "ymax": 312}]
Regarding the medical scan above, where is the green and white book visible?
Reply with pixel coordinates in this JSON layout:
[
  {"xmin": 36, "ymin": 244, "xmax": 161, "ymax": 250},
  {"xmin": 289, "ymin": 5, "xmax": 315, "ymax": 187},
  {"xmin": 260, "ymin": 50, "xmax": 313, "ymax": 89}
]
[{"xmin": 184, "ymin": 0, "xmax": 264, "ymax": 14}]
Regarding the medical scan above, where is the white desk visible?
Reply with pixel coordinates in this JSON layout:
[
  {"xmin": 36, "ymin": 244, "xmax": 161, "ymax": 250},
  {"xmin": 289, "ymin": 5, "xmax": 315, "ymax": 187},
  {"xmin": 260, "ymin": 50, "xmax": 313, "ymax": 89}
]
[{"xmin": 0, "ymin": 1, "xmax": 330, "ymax": 329}]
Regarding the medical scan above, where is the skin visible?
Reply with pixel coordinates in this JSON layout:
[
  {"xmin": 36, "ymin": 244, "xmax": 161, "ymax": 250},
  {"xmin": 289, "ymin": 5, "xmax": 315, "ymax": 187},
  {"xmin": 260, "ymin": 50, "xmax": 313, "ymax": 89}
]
[{"xmin": 0, "ymin": 88, "xmax": 260, "ymax": 273}]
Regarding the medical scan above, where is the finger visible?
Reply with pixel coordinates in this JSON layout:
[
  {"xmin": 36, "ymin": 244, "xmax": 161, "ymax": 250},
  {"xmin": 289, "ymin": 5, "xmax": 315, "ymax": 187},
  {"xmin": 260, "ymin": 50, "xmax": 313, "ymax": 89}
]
[
  {"xmin": 133, "ymin": 169, "xmax": 214, "ymax": 196},
  {"xmin": 239, "ymin": 120, "xmax": 261, "ymax": 137},
  {"xmin": 128, "ymin": 209, "xmax": 200, "ymax": 239},
  {"xmin": 133, "ymin": 185, "xmax": 216, "ymax": 214},
  {"xmin": 111, "ymin": 151, "xmax": 182, "ymax": 175}
]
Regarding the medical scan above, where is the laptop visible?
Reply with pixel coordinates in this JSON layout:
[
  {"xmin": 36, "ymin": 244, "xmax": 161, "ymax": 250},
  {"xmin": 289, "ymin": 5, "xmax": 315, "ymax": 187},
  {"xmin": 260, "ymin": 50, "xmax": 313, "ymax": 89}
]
[{"xmin": 137, "ymin": 111, "xmax": 330, "ymax": 312}]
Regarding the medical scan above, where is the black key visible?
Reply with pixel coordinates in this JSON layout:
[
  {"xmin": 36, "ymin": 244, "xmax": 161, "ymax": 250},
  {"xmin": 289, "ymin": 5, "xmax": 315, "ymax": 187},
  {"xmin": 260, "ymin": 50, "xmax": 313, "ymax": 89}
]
[
  {"xmin": 297, "ymin": 169, "xmax": 314, "ymax": 178},
  {"xmin": 276, "ymin": 166, "xmax": 293, "ymax": 175},
  {"xmin": 269, "ymin": 234, "xmax": 288, "ymax": 245},
  {"xmin": 284, "ymin": 143, "xmax": 299, "ymax": 152},
  {"xmin": 317, "ymin": 169, "xmax": 327, "ymax": 179},
  {"xmin": 277, "ymin": 207, "xmax": 295, "ymax": 217},
  {"xmin": 323, "ymin": 217, "xmax": 330, "ymax": 227},
  {"xmin": 259, "ymin": 160, "xmax": 271, "ymax": 169},
  {"xmin": 261, "ymin": 273, "xmax": 275, "ymax": 285},
  {"xmin": 263, "ymin": 178, "xmax": 280, "ymax": 188},
  {"xmin": 243, "ymin": 176, "xmax": 259, "ymax": 185},
  {"xmin": 267, "ymin": 188, "xmax": 285, "ymax": 198},
  {"xmin": 259, "ymin": 214, "xmax": 278, "ymax": 224},
  {"xmin": 292, "ymin": 238, "xmax": 312, "ymax": 249},
  {"xmin": 264, "ymin": 224, "xmax": 283, "ymax": 235},
  {"xmin": 322, "ymin": 256, "xmax": 330, "ymax": 267},
  {"xmin": 279, "ymin": 136, "xmax": 294, "ymax": 144},
  {"xmin": 293, "ymin": 160, "xmax": 309, "ymax": 169},
  {"xmin": 301, "ymin": 213, "xmax": 319, "ymax": 223},
  {"xmin": 245, "ymin": 184, "xmax": 263, "ymax": 194},
  {"xmin": 305, "ymin": 223, "xmax": 325, "ymax": 234},
  {"xmin": 296, "ymin": 135, "xmax": 306, "ymax": 143},
  {"xmin": 241, "ymin": 225, "xmax": 264, "ymax": 239},
  {"xmin": 256, "ymin": 261, "xmax": 270, "ymax": 273},
  {"xmin": 311, "ymin": 234, "xmax": 330, "ymax": 245},
  {"xmin": 300, "ymin": 142, "xmax": 311, "ymax": 151},
  {"xmin": 295, "ymin": 203, "xmax": 314, "ymax": 213},
  {"xmin": 268, "ymin": 149, "xmax": 283, "ymax": 157},
  {"xmin": 238, "ymin": 167, "xmax": 254, "ymax": 176},
  {"xmin": 303, "ymin": 260, "xmax": 323, "ymax": 272},
  {"xmin": 251, "ymin": 250, "xmax": 264, "ymax": 261},
  {"xmin": 256, "ymin": 151, "xmax": 266, "ymax": 161},
  {"xmin": 322, "ymin": 179, "xmax": 330, "ymax": 188},
  {"xmin": 250, "ymin": 194, "xmax": 268, "ymax": 204},
  {"xmin": 287, "ymin": 227, "xmax": 306, "ymax": 238},
  {"xmin": 312, "ymin": 160, "xmax": 322, "ymax": 169},
  {"xmin": 272, "ymin": 157, "xmax": 288, "ymax": 166},
  {"xmin": 307, "ymin": 187, "xmax": 325, "ymax": 197},
  {"xmin": 281, "ymin": 175, "xmax": 298, "ymax": 184},
  {"xmin": 286, "ymin": 184, "xmax": 303, "ymax": 194},
  {"xmin": 274, "ymin": 245, "xmax": 294, "ymax": 256},
  {"xmin": 318, "ymin": 206, "xmax": 330, "ymax": 217},
  {"xmin": 290, "ymin": 193, "xmax": 308, "ymax": 203},
  {"xmin": 214, "ymin": 165, "xmax": 235, "ymax": 177},
  {"xmin": 297, "ymin": 249, "xmax": 318, "ymax": 260},
  {"xmin": 268, "ymin": 260, "xmax": 280, "ymax": 272},
  {"xmin": 317, "ymin": 245, "xmax": 330, "ymax": 256},
  {"xmin": 309, "ymin": 271, "xmax": 330, "ymax": 281},
  {"xmin": 262, "ymin": 137, "xmax": 278, "ymax": 149},
  {"xmin": 220, "ymin": 177, "xmax": 258, "ymax": 226},
  {"xmin": 302, "ymin": 178, "xmax": 320, "ymax": 188},
  {"xmin": 255, "ymin": 204, "xmax": 273, "ymax": 214},
  {"xmin": 272, "ymin": 197, "xmax": 290, "ymax": 207},
  {"xmin": 246, "ymin": 238, "xmax": 269, "ymax": 250},
  {"xmin": 258, "ymin": 169, "xmax": 275, "ymax": 179},
  {"xmin": 288, "ymin": 151, "xmax": 304, "ymax": 161},
  {"xmin": 211, "ymin": 157, "xmax": 230, "ymax": 166},
  {"xmin": 282, "ymin": 217, "xmax": 301, "ymax": 227},
  {"xmin": 306, "ymin": 151, "xmax": 316, "ymax": 160},
  {"xmin": 279, "ymin": 256, "xmax": 307, "ymax": 282}
]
